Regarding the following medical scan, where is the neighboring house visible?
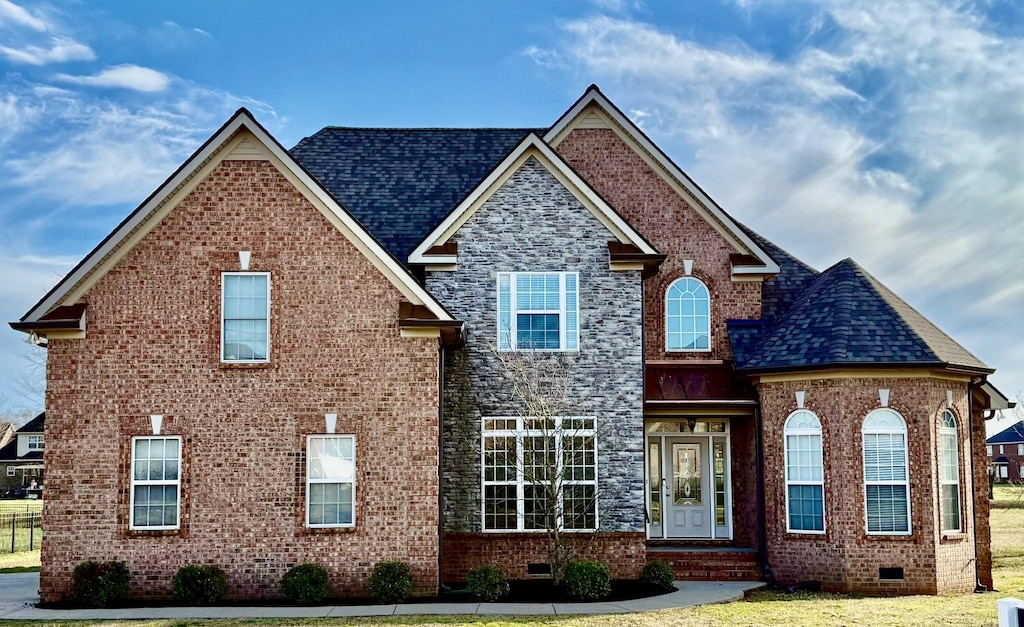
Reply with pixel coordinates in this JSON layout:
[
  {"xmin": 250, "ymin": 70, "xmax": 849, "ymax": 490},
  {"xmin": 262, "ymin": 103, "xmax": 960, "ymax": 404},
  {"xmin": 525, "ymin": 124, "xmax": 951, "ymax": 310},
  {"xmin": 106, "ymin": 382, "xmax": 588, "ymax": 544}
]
[
  {"xmin": 0, "ymin": 412, "xmax": 45, "ymax": 495},
  {"xmin": 0, "ymin": 420, "xmax": 13, "ymax": 449},
  {"xmin": 987, "ymin": 421, "xmax": 1024, "ymax": 481},
  {"xmin": 9, "ymin": 86, "xmax": 1012, "ymax": 602}
]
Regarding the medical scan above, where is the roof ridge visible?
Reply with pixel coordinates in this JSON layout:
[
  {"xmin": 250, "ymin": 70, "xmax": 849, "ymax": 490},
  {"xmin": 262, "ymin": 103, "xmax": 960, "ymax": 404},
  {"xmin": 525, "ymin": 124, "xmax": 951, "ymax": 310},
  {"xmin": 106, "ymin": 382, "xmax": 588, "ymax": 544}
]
[{"xmin": 313, "ymin": 126, "xmax": 546, "ymax": 132}]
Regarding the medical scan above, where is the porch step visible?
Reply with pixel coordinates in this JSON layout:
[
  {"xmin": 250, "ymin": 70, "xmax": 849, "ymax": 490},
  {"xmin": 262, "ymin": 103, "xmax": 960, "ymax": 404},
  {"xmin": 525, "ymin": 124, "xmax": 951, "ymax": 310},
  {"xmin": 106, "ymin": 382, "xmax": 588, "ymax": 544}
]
[{"xmin": 646, "ymin": 547, "xmax": 763, "ymax": 581}]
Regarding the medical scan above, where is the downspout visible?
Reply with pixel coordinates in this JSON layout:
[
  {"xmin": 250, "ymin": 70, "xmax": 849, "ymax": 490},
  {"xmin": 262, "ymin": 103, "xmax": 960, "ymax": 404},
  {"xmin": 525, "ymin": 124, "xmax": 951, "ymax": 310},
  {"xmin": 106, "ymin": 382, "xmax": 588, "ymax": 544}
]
[
  {"xmin": 754, "ymin": 402, "xmax": 772, "ymax": 583},
  {"xmin": 970, "ymin": 377, "xmax": 988, "ymax": 593},
  {"xmin": 437, "ymin": 343, "xmax": 449, "ymax": 593}
]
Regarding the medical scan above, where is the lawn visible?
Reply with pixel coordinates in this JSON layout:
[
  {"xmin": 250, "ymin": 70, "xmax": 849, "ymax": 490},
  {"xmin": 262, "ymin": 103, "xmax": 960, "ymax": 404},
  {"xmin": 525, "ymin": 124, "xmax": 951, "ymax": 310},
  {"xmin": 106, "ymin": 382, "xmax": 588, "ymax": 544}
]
[{"xmin": 0, "ymin": 491, "xmax": 1021, "ymax": 625}]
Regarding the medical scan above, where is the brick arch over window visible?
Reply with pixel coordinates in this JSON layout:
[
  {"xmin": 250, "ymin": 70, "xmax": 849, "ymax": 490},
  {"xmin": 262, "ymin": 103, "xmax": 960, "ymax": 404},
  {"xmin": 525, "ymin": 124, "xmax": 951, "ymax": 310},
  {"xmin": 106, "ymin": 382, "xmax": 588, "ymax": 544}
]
[
  {"xmin": 862, "ymin": 408, "xmax": 910, "ymax": 535},
  {"xmin": 665, "ymin": 276, "xmax": 711, "ymax": 352}
]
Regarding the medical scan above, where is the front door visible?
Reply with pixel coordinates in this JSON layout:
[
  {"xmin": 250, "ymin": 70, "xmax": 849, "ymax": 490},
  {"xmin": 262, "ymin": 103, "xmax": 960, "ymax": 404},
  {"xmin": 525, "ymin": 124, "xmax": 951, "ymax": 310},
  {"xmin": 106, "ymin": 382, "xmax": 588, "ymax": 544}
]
[{"xmin": 665, "ymin": 437, "xmax": 711, "ymax": 538}]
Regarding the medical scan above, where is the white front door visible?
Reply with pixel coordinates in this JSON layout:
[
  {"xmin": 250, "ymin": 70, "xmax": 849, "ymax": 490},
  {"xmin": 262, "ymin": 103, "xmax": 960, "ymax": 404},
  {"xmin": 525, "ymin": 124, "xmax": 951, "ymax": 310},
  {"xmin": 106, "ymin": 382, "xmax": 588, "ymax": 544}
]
[{"xmin": 664, "ymin": 437, "xmax": 711, "ymax": 538}]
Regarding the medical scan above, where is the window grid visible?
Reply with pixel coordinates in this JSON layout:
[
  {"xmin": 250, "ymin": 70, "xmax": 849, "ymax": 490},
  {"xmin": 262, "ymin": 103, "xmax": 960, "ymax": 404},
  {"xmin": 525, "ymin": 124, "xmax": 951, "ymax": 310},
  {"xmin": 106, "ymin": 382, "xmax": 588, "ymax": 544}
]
[
  {"xmin": 784, "ymin": 410, "xmax": 825, "ymax": 533},
  {"xmin": 863, "ymin": 409, "xmax": 911, "ymax": 535},
  {"xmin": 130, "ymin": 436, "xmax": 181, "ymax": 530},
  {"xmin": 497, "ymin": 272, "xmax": 578, "ymax": 352},
  {"xmin": 939, "ymin": 411, "xmax": 961, "ymax": 532},
  {"xmin": 666, "ymin": 277, "xmax": 711, "ymax": 352},
  {"xmin": 221, "ymin": 272, "xmax": 270, "ymax": 363},
  {"xmin": 27, "ymin": 435, "xmax": 43, "ymax": 450},
  {"xmin": 306, "ymin": 435, "xmax": 356, "ymax": 528},
  {"xmin": 481, "ymin": 416, "xmax": 597, "ymax": 532}
]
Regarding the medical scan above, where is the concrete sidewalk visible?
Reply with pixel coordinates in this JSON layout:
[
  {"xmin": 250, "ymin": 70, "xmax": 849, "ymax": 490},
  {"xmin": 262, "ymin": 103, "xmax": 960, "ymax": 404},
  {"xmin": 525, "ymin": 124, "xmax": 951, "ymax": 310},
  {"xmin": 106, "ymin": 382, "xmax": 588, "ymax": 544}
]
[{"xmin": 0, "ymin": 573, "xmax": 764, "ymax": 619}]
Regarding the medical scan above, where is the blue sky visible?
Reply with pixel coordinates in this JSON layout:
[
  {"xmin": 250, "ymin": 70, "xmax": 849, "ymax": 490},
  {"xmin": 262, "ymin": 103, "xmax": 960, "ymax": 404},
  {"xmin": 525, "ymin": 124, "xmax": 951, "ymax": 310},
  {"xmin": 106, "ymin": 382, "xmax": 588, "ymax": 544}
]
[{"xmin": 0, "ymin": 0, "xmax": 1021, "ymax": 428}]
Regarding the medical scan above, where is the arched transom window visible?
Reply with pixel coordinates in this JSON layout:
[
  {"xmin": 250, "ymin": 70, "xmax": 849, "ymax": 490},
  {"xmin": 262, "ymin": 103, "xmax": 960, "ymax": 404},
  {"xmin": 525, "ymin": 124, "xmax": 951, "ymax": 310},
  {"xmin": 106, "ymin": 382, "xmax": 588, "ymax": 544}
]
[
  {"xmin": 862, "ymin": 408, "xmax": 910, "ymax": 535},
  {"xmin": 784, "ymin": 409, "xmax": 825, "ymax": 533},
  {"xmin": 666, "ymin": 277, "xmax": 710, "ymax": 351},
  {"xmin": 939, "ymin": 411, "xmax": 961, "ymax": 532}
]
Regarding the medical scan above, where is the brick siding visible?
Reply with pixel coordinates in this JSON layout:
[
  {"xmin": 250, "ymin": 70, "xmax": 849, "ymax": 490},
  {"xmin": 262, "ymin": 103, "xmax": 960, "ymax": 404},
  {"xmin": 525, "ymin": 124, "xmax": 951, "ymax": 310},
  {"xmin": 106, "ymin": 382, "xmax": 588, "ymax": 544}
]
[{"xmin": 41, "ymin": 159, "xmax": 441, "ymax": 601}]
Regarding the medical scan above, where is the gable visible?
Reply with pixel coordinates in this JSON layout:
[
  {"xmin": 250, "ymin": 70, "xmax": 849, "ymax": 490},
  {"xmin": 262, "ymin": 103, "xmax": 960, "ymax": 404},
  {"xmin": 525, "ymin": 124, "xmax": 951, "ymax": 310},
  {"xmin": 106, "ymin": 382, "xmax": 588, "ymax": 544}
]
[
  {"xmin": 408, "ymin": 133, "xmax": 660, "ymax": 271},
  {"xmin": 13, "ymin": 110, "xmax": 457, "ymax": 337},
  {"xmin": 546, "ymin": 87, "xmax": 779, "ymax": 278}
]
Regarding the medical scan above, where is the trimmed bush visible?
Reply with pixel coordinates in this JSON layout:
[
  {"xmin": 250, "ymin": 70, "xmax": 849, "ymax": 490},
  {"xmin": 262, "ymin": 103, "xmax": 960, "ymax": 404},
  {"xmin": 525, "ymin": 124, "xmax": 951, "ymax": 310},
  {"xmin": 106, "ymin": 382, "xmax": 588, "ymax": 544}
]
[
  {"xmin": 563, "ymin": 560, "xmax": 611, "ymax": 601},
  {"xmin": 466, "ymin": 564, "xmax": 510, "ymax": 602},
  {"xmin": 640, "ymin": 559, "xmax": 676, "ymax": 592},
  {"xmin": 369, "ymin": 560, "xmax": 413, "ymax": 604},
  {"xmin": 281, "ymin": 563, "xmax": 330, "ymax": 605},
  {"xmin": 173, "ymin": 564, "xmax": 228, "ymax": 605},
  {"xmin": 71, "ymin": 560, "xmax": 130, "ymax": 608}
]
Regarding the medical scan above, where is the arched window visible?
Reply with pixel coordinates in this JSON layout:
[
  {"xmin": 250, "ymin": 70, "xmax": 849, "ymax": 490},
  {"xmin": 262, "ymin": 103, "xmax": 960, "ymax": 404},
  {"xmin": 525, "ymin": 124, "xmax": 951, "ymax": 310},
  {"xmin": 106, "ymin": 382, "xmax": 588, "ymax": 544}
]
[
  {"xmin": 939, "ymin": 411, "xmax": 961, "ymax": 532},
  {"xmin": 666, "ymin": 277, "xmax": 710, "ymax": 351},
  {"xmin": 862, "ymin": 408, "xmax": 910, "ymax": 534},
  {"xmin": 784, "ymin": 410, "xmax": 825, "ymax": 533}
]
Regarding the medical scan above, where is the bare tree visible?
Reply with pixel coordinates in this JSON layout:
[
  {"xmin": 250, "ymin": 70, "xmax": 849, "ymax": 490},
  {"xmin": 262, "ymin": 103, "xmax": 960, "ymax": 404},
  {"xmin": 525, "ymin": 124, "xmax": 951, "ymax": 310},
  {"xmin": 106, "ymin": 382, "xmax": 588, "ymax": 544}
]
[
  {"xmin": 490, "ymin": 348, "xmax": 599, "ymax": 586},
  {"xmin": 12, "ymin": 345, "xmax": 46, "ymax": 411}
]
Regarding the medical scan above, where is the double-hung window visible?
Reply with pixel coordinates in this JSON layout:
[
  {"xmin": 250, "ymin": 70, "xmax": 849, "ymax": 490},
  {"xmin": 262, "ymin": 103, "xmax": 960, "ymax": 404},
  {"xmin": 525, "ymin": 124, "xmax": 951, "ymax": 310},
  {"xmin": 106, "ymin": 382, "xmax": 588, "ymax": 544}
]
[
  {"xmin": 130, "ymin": 436, "xmax": 181, "ymax": 530},
  {"xmin": 939, "ymin": 411, "xmax": 961, "ymax": 532},
  {"xmin": 862, "ymin": 409, "xmax": 910, "ymax": 535},
  {"xmin": 27, "ymin": 435, "xmax": 43, "ymax": 450},
  {"xmin": 497, "ymin": 272, "xmax": 578, "ymax": 351},
  {"xmin": 784, "ymin": 410, "xmax": 825, "ymax": 533},
  {"xmin": 306, "ymin": 435, "xmax": 356, "ymax": 528},
  {"xmin": 222, "ymin": 272, "xmax": 270, "ymax": 362},
  {"xmin": 482, "ymin": 416, "xmax": 597, "ymax": 531}
]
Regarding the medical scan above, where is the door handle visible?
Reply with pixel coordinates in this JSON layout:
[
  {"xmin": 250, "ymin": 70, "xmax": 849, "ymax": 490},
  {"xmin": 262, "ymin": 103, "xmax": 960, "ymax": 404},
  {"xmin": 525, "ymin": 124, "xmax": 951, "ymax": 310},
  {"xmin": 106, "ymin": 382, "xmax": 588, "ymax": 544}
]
[{"xmin": 661, "ymin": 477, "xmax": 668, "ymax": 495}]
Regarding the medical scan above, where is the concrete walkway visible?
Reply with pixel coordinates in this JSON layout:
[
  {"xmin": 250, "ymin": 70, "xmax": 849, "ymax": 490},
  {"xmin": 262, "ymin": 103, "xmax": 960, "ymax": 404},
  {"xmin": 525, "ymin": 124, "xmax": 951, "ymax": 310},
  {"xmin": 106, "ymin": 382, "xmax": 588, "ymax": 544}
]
[{"xmin": 0, "ymin": 573, "xmax": 764, "ymax": 619}]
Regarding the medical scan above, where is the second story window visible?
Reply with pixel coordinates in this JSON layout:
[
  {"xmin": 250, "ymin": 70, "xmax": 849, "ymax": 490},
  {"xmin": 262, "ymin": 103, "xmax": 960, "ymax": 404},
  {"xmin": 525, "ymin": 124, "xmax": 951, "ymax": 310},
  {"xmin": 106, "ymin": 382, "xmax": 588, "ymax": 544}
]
[
  {"xmin": 497, "ymin": 272, "xmax": 578, "ymax": 351},
  {"xmin": 222, "ymin": 272, "xmax": 270, "ymax": 362},
  {"xmin": 27, "ymin": 435, "xmax": 44, "ymax": 450},
  {"xmin": 666, "ymin": 277, "xmax": 710, "ymax": 351}
]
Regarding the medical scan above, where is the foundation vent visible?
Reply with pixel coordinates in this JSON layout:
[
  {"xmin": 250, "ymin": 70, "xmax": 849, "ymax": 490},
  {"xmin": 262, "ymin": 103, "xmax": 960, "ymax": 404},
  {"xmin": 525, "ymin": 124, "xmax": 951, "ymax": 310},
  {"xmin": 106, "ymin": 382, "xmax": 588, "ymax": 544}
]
[{"xmin": 879, "ymin": 567, "xmax": 905, "ymax": 580}]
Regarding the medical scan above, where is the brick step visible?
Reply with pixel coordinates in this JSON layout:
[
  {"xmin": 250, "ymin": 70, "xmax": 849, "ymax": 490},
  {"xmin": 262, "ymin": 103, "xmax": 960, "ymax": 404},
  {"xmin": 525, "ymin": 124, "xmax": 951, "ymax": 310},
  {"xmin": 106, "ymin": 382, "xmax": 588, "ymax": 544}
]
[{"xmin": 647, "ymin": 548, "xmax": 763, "ymax": 581}]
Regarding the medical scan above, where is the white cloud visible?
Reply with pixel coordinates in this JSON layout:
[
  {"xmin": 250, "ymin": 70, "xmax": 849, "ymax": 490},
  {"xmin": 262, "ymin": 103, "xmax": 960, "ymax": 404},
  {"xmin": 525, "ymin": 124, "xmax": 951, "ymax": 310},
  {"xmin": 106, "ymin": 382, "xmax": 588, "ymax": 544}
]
[
  {"xmin": 0, "ymin": 35, "xmax": 95, "ymax": 65},
  {"xmin": 0, "ymin": 0, "xmax": 47, "ymax": 32},
  {"xmin": 55, "ymin": 64, "xmax": 171, "ymax": 92},
  {"xmin": 527, "ymin": 0, "xmax": 1024, "ymax": 391}
]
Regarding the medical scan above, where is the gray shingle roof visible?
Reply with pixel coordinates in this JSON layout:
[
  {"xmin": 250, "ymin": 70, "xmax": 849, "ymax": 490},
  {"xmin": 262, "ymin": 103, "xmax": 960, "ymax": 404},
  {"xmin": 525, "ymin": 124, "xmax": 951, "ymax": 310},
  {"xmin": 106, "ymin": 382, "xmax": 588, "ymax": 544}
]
[
  {"xmin": 291, "ymin": 128, "xmax": 543, "ymax": 264},
  {"xmin": 16, "ymin": 412, "xmax": 44, "ymax": 433},
  {"xmin": 729, "ymin": 258, "xmax": 991, "ymax": 373}
]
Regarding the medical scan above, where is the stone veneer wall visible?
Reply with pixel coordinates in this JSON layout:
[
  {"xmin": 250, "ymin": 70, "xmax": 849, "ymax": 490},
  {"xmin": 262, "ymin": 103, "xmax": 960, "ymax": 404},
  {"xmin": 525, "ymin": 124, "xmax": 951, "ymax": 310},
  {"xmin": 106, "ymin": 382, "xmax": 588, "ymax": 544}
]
[
  {"xmin": 426, "ymin": 157, "xmax": 647, "ymax": 581},
  {"xmin": 42, "ymin": 159, "xmax": 441, "ymax": 602},
  {"xmin": 555, "ymin": 127, "xmax": 762, "ymax": 361},
  {"xmin": 758, "ymin": 376, "xmax": 981, "ymax": 594}
]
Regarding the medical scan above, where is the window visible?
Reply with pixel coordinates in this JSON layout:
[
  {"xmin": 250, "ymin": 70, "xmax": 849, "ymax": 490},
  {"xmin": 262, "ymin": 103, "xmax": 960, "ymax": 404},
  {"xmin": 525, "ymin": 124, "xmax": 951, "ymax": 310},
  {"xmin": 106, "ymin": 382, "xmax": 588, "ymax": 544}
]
[
  {"xmin": 482, "ymin": 416, "xmax": 597, "ymax": 531},
  {"xmin": 666, "ymin": 277, "xmax": 710, "ymax": 351},
  {"xmin": 130, "ymin": 436, "xmax": 181, "ymax": 530},
  {"xmin": 998, "ymin": 464, "xmax": 1009, "ymax": 479},
  {"xmin": 221, "ymin": 272, "xmax": 270, "ymax": 362},
  {"xmin": 987, "ymin": 445, "xmax": 993, "ymax": 456},
  {"xmin": 862, "ymin": 409, "xmax": 910, "ymax": 535},
  {"xmin": 306, "ymin": 435, "xmax": 356, "ymax": 528},
  {"xmin": 5, "ymin": 467, "xmax": 13, "ymax": 477},
  {"xmin": 27, "ymin": 435, "xmax": 43, "ymax": 450},
  {"xmin": 939, "ymin": 411, "xmax": 961, "ymax": 532},
  {"xmin": 784, "ymin": 410, "xmax": 825, "ymax": 533},
  {"xmin": 497, "ymin": 272, "xmax": 578, "ymax": 351},
  {"xmin": 1018, "ymin": 444, "xmax": 1024, "ymax": 456},
  {"xmin": 1000, "ymin": 445, "xmax": 1005, "ymax": 454}
]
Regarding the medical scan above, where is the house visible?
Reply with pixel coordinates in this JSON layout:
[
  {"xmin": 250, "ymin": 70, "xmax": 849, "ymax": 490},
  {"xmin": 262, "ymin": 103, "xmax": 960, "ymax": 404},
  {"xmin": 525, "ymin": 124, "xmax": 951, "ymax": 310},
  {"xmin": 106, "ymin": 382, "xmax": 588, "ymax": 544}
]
[
  {"xmin": 0, "ymin": 412, "xmax": 45, "ymax": 496},
  {"xmin": 987, "ymin": 421, "xmax": 1024, "ymax": 481},
  {"xmin": 9, "ymin": 85, "xmax": 1012, "ymax": 601}
]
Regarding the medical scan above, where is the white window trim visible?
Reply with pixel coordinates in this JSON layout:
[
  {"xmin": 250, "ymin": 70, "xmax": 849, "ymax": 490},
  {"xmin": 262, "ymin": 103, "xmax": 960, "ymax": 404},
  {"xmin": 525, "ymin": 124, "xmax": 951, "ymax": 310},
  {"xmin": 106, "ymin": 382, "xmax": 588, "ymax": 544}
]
[
  {"xmin": 987, "ymin": 445, "xmax": 993, "ymax": 456},
  {"xmin": 220, "ymin": 271, "xmax": 271, "ymax": 364},
  {"xmin": 1018, "ymin": 444, "xmax": 1024, "ymax": 456},
  {"xmin": 5, "ymin": 467, "xmax": 13, "ymax": 477},
  {"xmin": 784, "ymin": 410, "xmax": 826, "ymax": 535},
  {"xmin": 497, "ymin": 272, "xmax": 579, "ymax": 353},
  {"xmin": 305, "ymin": 434, "xmax": 357, "ymax": 529},
  {"xmin": 665, "ymin": 276, "xmax": 712, "ymax": 353},
  {"xmin": 480, "ymin": 416, "xmax": 598, "ymax": 533},
  {"xmin": 939, "ymin": 411, "xmax": 961, "ymax": 533},
  {"xmin": 862, "ymin": 409, "xmax": 912, "ymax": 536},
  {"xmin": 129, "ymin": 435, "xmax": 182, "ymax": 531},
  {"xmin": 27, "ymin": 435, "xmax": 43, "ymax": 450}
]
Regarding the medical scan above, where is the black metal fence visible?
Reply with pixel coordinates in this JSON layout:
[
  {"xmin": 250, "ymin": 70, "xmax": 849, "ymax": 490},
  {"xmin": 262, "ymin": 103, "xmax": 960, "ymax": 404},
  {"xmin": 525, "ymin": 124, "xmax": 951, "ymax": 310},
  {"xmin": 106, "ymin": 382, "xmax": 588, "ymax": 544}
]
[{"xmin": 1, "ymin": 512, "xmax": 42, "ymax": 553}]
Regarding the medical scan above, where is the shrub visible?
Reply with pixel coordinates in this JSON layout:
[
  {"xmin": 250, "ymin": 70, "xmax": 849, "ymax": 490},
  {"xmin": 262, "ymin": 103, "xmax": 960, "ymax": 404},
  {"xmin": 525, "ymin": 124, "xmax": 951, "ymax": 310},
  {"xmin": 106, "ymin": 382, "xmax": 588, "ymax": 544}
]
[
  {"xmin": 173, "ymin": 564, "xmax": 228, "ymax": 605},
  {"xmin": 563, "ymin": 560, "xmax": 611, "ymax": 601},
  {"xmin": 639, "ymin": 559, "xmax": 676, "ymax": 592},
  {"xmin": 281, "ymin": 563, "xmax": 330, "ymax": 605},
  {"xmin": 369, "ymin": 560, "xmax": 413, "ymax": 604},
  {"xmin": 71, "ymin": 560, "xmax": 130, "ymax": 608},
  {"xmin": 466, "ymin": 564, "xmax": 509, "ymax": 602}
]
